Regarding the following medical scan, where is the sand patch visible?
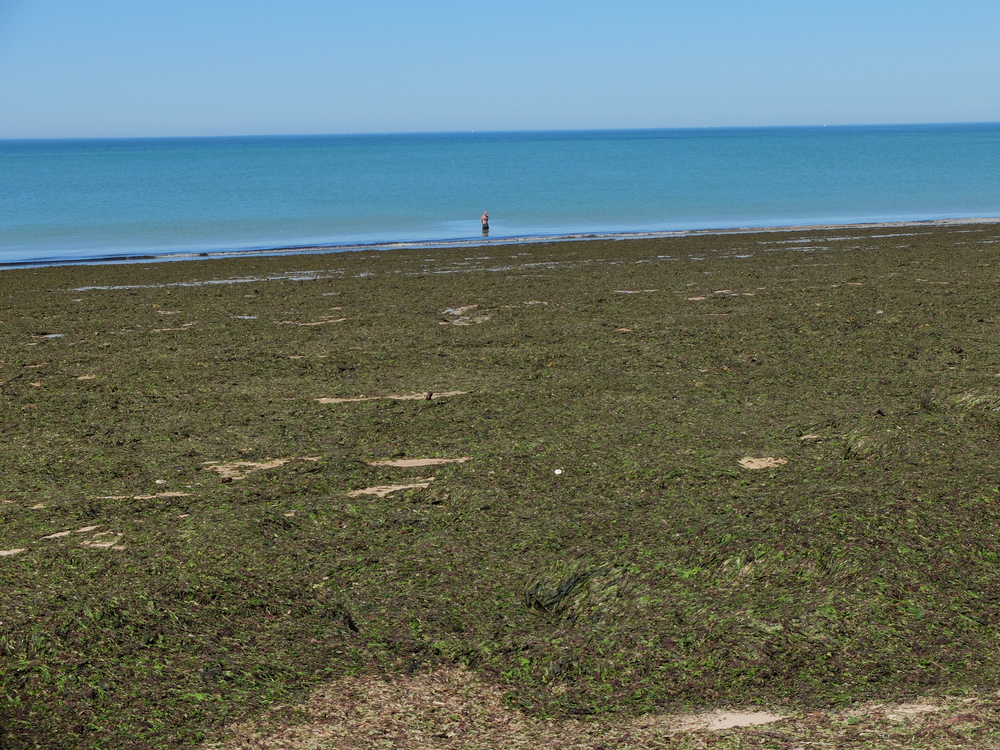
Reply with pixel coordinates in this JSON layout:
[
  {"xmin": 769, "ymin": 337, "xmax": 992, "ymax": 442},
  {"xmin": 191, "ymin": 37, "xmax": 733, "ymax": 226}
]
[
  {"xmin": 277, "ymin": 317, "xmax": 347, "ymax": 326},
  {"xmin": 151, "ymin": 321, "xmax": 197, "ymax": 332},
  {"xmin": 842, "ymin": 701, "xmax": 946, "ymax": 721},
  {"xmin": 885, "ymin": 703, "xmax": 943, "ymax": 719},
  {"xmin": 317, "ymin": 391, "xmax": 468, "ymax": 404},
  {"xmin": 42, "ymin": 524, "xmax": 101, "ymax": 540},
  {"xmin": 202, "ymin": 459, "xmax": 293, "ymax": 480},
  {"xmin": 385, "ymin": 391, "xmax": 468, "ymax": 401},
  {"xmin": 96, "ymin": 491, "xmax": 192, "ymax": 500},
  {"xmin": 202, "ymin": 666, "xmax": 785, "ymax": 750},
  {"xmin": 687, "ymin": 296, "xmax": 707, "ymax": 301},
  {"xmin": 0, "ymin": 549, "xmax": 27, "ymax": 557},
  {"xmin": 616, "ymin": 289, "xmax": 659, "ymax": 294},
  {"xmin": 441, "ymin": 306, "xmax": 490, "ymax": 325},
  {"xmin": 738, "ymin": 457, "xmax": 788, "ymax": 470},
  {"xmin": 440, "ymin": 316, "xmax": 491, "ymax": 326},
  {"xmin": 201, "ymin": 457, "xmax": 319, "ymax": 480},
  {"xmin": 77, "ymin": 374, "xmax": 96, "ymax": 380},
  {"xmin": 348, "ymin": 478, "xmax": 434, "ymax": 498},
  {"xmin": 643, "ymin": 710, "xmax": 783, "ymax": 732},
  {"xmin": 368, "ymin": 457, "xmax": 472, "ymax": 468},
  {"xmin": 799, "ymin": 433, "xmax": 822, "ymax": 442},
  {"xmin": 30, "ymin": 503, "xmax": 45, "ymax": 509},
  {"xmin": 81, "ymin": 532, "xmax": 124, "ymax": 549}
]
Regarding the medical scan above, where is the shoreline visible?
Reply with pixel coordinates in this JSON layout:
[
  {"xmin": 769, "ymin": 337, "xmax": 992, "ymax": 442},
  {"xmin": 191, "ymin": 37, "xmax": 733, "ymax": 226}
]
[{"xmin": 4, "ymin": 216, "xmax": 1000, "ymax": 271}]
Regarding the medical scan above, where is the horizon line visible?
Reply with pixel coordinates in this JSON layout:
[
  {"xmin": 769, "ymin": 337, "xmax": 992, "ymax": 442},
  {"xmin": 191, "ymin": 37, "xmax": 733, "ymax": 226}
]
[{"xmin": 2, "ymin": 120, "xmax": 999, "ymax": 144}]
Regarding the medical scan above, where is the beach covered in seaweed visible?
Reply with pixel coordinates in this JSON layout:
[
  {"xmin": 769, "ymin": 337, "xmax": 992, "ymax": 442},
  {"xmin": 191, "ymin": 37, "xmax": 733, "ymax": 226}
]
[{"xmin": 4, "ymin": 221, "xmax": 1000, "ymax": 748}]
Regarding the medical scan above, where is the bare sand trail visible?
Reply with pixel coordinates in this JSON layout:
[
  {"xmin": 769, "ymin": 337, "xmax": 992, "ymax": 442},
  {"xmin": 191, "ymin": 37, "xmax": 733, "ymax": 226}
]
[{"xmin": 202, "ymin": 666, "xmax": 964, "ymax": 750}]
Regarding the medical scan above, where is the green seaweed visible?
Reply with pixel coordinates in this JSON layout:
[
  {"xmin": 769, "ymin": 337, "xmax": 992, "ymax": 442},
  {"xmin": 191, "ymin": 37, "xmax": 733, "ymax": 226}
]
[{"xmin": 3, "ymin": 223, "xmax": 1000, "ymax": 747}]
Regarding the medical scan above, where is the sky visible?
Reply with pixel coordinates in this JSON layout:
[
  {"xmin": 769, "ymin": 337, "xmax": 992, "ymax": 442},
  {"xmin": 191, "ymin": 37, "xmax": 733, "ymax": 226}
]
[{"xmin": 0, "ymin": 0, "xmax": 997, "ymax": 139}]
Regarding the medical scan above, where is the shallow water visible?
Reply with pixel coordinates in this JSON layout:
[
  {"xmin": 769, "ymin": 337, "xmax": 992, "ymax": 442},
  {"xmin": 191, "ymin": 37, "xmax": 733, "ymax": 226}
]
[{"xmin": 2, "ymin": 124, "xmax": 999, "ymax": 266}]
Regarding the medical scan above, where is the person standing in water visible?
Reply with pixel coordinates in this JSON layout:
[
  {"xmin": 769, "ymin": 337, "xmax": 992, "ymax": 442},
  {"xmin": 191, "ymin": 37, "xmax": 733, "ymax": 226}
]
[{"xmin": 481, "ymin": 211, "xmax": 489, "ymax": 236}]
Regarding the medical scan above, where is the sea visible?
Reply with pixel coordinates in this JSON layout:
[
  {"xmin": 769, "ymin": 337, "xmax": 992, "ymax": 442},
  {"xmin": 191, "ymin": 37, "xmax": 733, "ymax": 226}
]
[{"xmin": 2, "ymin": 123, "xmax": 999, "ymax": 267}]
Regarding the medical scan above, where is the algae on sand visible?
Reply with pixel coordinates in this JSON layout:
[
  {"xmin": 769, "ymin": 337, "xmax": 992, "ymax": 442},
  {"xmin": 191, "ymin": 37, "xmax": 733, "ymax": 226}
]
[{"xmin": 4, "ymin": 223, "xmax": 1000, "ymax": 748}]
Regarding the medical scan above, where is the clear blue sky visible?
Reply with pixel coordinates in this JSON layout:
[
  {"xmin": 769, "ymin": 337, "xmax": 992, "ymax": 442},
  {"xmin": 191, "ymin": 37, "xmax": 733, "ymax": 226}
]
[{"xmin": 1, "ymin": 0, "xmax": 997, "ymax": 138}]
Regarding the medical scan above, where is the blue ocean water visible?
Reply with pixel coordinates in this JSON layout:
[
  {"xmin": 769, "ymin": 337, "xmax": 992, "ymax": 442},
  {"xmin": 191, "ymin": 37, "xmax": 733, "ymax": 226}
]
[{"xmin": 2, "ymin": 124, "xmax": 999, "ymax": 266}]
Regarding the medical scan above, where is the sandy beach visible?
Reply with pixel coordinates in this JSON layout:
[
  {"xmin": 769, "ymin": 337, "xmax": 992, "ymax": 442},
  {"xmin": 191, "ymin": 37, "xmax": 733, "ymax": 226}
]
[{"xmin": 4, "ymin": 221, "xmax": 1000, "ymax": 748}]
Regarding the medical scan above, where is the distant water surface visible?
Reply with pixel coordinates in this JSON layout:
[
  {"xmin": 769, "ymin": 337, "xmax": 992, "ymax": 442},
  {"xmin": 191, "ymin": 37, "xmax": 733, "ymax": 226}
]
[{"xmin": 2, "ymin": 124, "xmax": 999, "ymax": 266}]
